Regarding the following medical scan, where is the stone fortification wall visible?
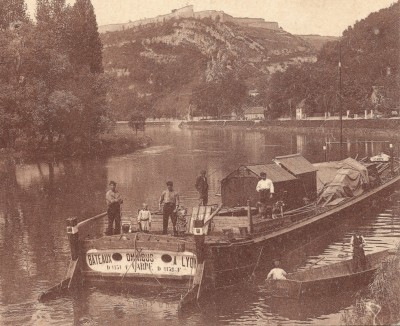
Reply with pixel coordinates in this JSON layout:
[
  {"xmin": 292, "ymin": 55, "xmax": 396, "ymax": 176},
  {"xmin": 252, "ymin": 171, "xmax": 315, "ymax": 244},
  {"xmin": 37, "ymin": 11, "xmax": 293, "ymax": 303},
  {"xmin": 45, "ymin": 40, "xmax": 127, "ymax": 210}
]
[
  {"xmin": 194, "ymin": 10, "xmax": 233, "ymax": 22},
  {"xmin": 99, "ymin": 5, "xmax": 279, "ymax": 33},
  {"xmin": 231, "ymin": 17, "xmax": 279, "ymax": 30},
  {"xmin": 248, "ymin": 21, "xmax": 279, "ymax": 30}
]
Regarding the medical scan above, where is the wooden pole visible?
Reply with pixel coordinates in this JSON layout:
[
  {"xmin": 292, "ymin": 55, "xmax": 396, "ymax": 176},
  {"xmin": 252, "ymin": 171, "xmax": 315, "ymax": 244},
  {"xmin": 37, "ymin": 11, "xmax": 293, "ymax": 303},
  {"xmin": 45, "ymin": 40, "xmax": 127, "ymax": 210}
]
[
  {"xmin": 390, "ymin": 143, "xmax": 394, "ymax": 175},
  {"xmin": 66, "ymin": 217, "xmax": 79, "ymax": 260},
  {"xmin": 339, "ymin": 41, "xmax": 343, "ymax": 160},
  {"xmin": 247, "ymin": 200, "xmax": 253, "ymax": 234}
]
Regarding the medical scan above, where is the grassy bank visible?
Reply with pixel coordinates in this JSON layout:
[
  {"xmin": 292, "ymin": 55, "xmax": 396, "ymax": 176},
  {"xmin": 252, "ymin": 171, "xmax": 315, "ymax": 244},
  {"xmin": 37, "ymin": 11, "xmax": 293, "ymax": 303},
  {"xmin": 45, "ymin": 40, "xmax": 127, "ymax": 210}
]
[
  {"xmin": 183, "ymin": 119, "xmax": 400, "ymax": 138},
  {"xmin": 341, "ymin": 245, "xmax": 400, "ymax": 325},
  {"xmin": 3, "ymin": 128, "xmax": 151, "ymax": 162}
]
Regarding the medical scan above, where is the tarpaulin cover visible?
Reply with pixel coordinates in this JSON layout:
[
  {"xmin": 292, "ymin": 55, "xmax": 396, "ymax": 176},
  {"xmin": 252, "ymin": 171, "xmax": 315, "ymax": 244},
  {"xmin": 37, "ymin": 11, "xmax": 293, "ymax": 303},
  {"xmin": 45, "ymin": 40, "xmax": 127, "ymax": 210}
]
[{"xmin": 314, "ymin": 158, "xmax": 369, "ymax": 206}]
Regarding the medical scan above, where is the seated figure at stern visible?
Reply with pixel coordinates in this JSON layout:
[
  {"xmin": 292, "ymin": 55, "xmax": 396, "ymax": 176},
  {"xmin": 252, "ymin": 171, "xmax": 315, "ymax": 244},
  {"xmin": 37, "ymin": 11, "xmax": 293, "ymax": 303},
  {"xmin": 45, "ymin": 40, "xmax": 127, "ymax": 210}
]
[
  {"xmin": 137, "ymin": 203, "xmax": 152, "ymax": 233},
  {"xmin": 266, "ymin": 260, "xmax": 287, "ymax": 280}
]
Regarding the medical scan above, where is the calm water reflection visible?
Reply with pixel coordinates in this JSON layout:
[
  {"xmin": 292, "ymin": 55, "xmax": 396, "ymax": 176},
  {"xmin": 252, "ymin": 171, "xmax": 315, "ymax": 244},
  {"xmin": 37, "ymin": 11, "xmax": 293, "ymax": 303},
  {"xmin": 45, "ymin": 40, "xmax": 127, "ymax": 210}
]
[{"xmin": 0, "ymin": 125, "xmax": 399, "ymax": 325}]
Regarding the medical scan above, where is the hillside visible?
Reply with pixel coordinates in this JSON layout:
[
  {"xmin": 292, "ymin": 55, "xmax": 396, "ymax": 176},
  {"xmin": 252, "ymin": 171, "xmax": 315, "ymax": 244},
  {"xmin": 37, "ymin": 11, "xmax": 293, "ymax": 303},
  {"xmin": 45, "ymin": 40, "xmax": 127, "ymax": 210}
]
[
  {"xmin": 268, "ymin": 2, "xmax": 400, "ymax": 119},
  {"xmin": 101, "ymin": 17, "xmax": 317, "ymax": 119},
  {"xmin": 296, "ymin": 35, "xmax": 339, "ymax": 51}
]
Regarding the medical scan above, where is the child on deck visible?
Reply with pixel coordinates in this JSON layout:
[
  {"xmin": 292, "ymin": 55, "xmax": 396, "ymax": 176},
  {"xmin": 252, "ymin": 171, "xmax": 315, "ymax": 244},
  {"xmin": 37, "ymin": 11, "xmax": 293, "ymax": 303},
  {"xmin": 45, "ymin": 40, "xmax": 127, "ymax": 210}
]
[{"xmin": 137, "ymin": 203, "xmax": 152, "ymax": 233}]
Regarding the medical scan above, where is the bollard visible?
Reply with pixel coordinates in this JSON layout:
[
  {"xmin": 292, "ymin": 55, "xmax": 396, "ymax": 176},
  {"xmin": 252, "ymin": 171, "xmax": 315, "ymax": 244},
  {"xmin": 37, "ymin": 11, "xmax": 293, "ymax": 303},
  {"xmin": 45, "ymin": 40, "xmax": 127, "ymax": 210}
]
[
  {"xmin": 66, "ymin": 217, "xmax": 79, "ymax": 261},
  {"xmin": 247, "ymin": 200, "xmax": 253, "ymax": 234},
  {"xmin": 193, "ymin": 219, "xmax": 205, "ymax": 264}
]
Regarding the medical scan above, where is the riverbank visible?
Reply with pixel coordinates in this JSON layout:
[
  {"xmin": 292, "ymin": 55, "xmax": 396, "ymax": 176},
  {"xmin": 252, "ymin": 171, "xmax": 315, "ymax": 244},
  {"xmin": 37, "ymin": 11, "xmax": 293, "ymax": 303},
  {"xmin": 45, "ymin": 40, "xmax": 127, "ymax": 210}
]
[
  {"xmin": 0, "ymin": 130, "xmax": 151, "ymax": 163},
  {"xmin": 182, "ymin": 119, "xmax": 400, "ymax": 138},
  {"xmin": 342, "ymin": 244, "xmax": 400, "ymax": 325}
]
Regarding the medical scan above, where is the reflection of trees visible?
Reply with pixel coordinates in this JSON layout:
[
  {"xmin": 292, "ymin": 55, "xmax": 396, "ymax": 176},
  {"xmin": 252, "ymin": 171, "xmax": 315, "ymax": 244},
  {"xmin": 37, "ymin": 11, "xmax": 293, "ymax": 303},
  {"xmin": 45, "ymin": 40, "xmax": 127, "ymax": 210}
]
[{"xmin": 0, "ymin": 157, "xmax": 108, "ymax": 305}]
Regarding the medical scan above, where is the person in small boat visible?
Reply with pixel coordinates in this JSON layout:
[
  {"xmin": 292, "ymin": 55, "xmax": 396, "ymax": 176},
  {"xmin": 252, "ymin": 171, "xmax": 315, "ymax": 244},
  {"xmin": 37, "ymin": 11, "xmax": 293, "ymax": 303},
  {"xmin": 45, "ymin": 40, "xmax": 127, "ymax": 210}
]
[
  {"xmin": 351, "ymin": 232, "xmax": 367, "ymax": 272},
  {"xmin": 266, "ymin": 260, "xmax": 287, "ymax": 280},
  {"xmin": 256, "ymin": 172, "xmax": 274, "ymax": 218},
  {"xmin": 159, "ymin": 181, "xmax": 180, "ymax": 236},
  {"xmin": 137, "ymin": 203, "xmax": 151, "ymax": 233},
  {"xmin": 106, "ymin": 181, "xmax": 123, "ymax": 235},
  {"xmin": 195, "ymin": 170, "xmax": 209, "ymax": 206}
]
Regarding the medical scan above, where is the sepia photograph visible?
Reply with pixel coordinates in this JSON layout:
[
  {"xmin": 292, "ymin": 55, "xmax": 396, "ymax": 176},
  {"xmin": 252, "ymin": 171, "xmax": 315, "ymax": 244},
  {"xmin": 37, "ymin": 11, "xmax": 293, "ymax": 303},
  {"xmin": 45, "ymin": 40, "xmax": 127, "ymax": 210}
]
[{"xmin": 0, "ymin": 0, "xmax": 399, "ymax": 325}]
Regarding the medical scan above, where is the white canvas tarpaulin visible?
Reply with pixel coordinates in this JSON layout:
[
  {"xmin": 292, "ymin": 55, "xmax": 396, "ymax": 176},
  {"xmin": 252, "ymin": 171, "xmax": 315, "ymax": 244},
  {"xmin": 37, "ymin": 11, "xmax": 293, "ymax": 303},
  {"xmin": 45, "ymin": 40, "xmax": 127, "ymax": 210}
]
[{"xmin": 314, "ymin": 158, "xmax": 369, "ymax": 206}]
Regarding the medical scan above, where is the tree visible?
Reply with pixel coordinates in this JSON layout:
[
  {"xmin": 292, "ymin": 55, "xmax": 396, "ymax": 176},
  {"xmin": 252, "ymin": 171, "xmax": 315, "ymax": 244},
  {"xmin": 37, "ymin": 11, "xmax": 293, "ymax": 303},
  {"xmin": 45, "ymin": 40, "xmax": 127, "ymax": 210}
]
[
  {"xmin": 128, "ymin": 112, "xmax": 146, "ymax": 135},
  {"xmin": 0, "ymin": 0, "xmax": 27, "ymax": 30},
  {"xmin": 191, "ymin": 74, "xmax": 247, "ymax": 117},
  {"xmin": 68, "ymin": 0, "xmax": 103, "ymax": 73}
]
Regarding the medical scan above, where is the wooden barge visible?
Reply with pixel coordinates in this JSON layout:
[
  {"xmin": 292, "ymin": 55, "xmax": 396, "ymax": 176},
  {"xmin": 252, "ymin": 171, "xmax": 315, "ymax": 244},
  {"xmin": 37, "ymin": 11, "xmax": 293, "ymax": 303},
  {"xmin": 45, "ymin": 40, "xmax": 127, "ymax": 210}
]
[{"xmin": 39, "ymin": 154, "xmax": 400, "ymax": 308}]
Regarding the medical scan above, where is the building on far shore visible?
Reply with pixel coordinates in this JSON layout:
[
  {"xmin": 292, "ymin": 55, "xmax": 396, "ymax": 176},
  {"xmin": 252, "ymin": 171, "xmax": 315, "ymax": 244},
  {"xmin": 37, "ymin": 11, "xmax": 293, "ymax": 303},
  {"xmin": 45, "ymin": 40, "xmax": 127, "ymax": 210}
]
[{"xmin": 243, "ymin": 106, "xmax": 265, "ymax": 120}]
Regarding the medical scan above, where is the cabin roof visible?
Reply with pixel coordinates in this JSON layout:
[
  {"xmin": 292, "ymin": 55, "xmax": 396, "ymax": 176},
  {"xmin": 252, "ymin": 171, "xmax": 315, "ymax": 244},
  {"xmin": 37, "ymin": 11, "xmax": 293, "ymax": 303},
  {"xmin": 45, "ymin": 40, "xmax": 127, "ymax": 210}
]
[
  {"xmin": 240, "ymin": 163, "xmax": 297, "ymax": 182},
  {"xmin": 274, "ymin": 153, "xmax": 318, "ymax": 175}
]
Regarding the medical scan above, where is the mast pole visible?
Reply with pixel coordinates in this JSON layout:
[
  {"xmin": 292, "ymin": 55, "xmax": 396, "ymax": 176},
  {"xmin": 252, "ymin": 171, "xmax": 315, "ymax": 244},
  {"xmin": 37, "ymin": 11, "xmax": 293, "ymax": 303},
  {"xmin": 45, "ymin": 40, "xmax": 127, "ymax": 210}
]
[{"xmin": 339, "ymin": 41, "xmax": 343, "ymax": 159}]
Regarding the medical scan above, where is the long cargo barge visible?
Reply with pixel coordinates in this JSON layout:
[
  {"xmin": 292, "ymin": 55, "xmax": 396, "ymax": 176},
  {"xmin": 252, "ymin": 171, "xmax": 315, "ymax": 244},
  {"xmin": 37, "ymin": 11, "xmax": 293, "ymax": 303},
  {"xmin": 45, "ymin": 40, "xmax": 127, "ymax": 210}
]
[{"xmin": 39, "ymin": 154, "xmax": 400, "ymax": 308}]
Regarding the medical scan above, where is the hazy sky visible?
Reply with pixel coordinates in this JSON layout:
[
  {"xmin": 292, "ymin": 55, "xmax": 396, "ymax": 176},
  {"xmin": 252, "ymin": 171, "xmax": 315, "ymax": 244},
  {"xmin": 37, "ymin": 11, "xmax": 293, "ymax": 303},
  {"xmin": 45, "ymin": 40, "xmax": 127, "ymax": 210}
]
[{"xmin": 24, "ymin": 0, "xmax": 395, "ymax": 36}]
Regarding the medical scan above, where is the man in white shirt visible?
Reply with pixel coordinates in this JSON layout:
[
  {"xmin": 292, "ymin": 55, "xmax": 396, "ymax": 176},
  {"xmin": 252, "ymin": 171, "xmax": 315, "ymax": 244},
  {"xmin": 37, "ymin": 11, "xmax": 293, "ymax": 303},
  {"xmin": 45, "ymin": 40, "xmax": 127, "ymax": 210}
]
[
  {"xmin": 256, "ymin": 172, "xmax": 274, "ymax": 218},
  {"xmin": 267, "ymin": 260, "xmax": 287, "ymax": 280},
  {"xmin": 106, "ymin": 181, "xmax": 123, "ymax": 235}
]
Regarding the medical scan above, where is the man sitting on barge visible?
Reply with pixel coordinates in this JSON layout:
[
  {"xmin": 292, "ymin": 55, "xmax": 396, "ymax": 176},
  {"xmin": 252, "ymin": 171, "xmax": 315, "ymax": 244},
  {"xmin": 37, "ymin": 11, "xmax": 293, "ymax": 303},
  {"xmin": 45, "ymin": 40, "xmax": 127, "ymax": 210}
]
[
  {"xmin": 159, "ymin": 181, "xmax": 180, "ymax": 236},
  {"xmin": 266, "ymin": 260, "xmax": 287, "ymax": 280}
]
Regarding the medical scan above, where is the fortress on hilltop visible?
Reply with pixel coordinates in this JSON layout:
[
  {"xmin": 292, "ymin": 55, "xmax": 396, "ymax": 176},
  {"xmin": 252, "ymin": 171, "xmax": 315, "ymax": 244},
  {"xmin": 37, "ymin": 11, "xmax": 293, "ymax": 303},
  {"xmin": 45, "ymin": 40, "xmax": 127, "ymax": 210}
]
[{"xmin": 98, "ymin": 5, "xmax": 280, "ymax": 33}]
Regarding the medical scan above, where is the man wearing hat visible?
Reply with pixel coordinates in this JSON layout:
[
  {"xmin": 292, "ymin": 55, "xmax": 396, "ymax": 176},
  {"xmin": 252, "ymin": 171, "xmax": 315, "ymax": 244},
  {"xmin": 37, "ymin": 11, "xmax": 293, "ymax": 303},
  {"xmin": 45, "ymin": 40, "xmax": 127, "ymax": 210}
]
[
  {"xmin": 256, "ymin": 172, "xmax": 274, "ymax": 218},
  {"xmin": 195, "ymin": 170, "xmax": 209, "ymax": 205},
  {"xmin": 106, "ymin": 181, "xmax": 123, "ymax": 235},
  {"xmin": 159, "ymin": 181, "xmax": 180, "ymax": 235}
]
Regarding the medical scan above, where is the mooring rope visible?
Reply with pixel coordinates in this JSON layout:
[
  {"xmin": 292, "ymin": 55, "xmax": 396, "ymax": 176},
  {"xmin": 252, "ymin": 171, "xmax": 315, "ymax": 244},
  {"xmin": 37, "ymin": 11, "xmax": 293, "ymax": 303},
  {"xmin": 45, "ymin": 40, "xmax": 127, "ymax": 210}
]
[{"xmin": 120, "ymin": 232, "xmax": 139, "ymax": 283}]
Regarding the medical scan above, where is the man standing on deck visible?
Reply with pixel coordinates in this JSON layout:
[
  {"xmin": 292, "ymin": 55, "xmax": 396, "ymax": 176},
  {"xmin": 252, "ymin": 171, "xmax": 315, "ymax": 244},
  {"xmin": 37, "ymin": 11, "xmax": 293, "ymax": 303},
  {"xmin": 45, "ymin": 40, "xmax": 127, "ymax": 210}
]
[
  {"xmin": 106, "ymin": 181, "xmax": 123, "ymax": 235},
  {"xmin": 195, "ymin": 170, "xmax": 209, "ymax": 206},
  {"xmin": 351, "ymin": 232, "xmax": 367, "ymax": 272},
  {"xmin": 256, "ymin": 172, "xmax": 274, "ymax": 218},
  {"xmin": 159, "ymin": 181, "xmax": 180, "ymax": 236}
]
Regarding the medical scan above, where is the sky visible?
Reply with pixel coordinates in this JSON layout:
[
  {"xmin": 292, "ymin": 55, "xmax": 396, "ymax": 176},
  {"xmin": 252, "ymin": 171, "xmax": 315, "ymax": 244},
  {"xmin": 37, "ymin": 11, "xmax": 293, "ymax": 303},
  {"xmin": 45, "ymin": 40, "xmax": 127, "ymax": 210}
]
[{"xmin": 24, "ymin": 0, "xmax": 396, "ymax": 36}]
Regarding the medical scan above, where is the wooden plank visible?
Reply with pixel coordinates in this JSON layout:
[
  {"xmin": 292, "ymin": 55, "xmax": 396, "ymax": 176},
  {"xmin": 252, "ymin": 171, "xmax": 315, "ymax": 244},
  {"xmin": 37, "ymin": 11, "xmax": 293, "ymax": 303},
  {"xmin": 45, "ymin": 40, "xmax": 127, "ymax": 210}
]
[
  {"xmin": 198, "ymin": 206, "xmax": 206, "ymax": 221},
  {"xmin": 66, "ymin": 259, "xmax": 80, "ymax": 289}
]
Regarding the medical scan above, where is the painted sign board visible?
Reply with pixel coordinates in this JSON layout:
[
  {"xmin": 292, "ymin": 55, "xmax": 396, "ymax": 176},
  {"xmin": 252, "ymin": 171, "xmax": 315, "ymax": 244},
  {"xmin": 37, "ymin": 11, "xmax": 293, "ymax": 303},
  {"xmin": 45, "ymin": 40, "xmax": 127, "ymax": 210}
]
[{"xmin": 86, "ymin": 249, "xmax": 197, "ymax": 277}]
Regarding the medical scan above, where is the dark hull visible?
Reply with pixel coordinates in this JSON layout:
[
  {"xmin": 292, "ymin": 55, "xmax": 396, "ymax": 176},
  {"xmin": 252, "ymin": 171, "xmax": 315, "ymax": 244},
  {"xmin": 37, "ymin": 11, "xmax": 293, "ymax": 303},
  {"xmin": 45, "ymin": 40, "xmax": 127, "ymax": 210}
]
[
  {"xmin": 77, "ymin": 175, "xmax": 399, "ymax": 291},
  {"xmin": 265, "ymin": 249, "xmax": 391, "ymax": 299}
]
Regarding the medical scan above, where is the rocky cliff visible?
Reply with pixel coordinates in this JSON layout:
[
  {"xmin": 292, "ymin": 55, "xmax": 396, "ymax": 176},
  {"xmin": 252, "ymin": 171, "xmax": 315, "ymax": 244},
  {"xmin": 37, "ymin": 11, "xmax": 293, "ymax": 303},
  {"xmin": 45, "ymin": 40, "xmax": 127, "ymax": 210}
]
[{"xmin": 101, "ymin": 17, "xmax": 323, "ymax": 119}]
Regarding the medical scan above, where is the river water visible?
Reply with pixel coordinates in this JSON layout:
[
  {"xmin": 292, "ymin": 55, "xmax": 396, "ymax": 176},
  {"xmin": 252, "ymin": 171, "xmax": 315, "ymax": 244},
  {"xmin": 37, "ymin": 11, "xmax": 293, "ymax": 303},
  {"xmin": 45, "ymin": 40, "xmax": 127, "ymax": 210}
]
[{"xmin": 0, "ymin": 125, "xmax": 399, "ymax": 325}]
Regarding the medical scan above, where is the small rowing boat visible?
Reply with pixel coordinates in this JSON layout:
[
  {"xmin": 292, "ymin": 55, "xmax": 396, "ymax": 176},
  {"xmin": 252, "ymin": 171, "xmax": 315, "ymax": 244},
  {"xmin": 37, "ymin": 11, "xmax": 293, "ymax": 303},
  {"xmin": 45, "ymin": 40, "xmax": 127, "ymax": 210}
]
[{"xmin": 265, "ymin": 249, "xmax": 394, "ymax": 299}]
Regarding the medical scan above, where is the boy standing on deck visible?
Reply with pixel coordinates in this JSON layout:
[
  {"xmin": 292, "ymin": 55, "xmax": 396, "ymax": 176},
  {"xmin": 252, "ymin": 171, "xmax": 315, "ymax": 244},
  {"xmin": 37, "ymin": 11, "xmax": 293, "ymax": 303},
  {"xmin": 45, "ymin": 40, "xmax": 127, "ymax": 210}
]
[
  {"xmin": 137, "ymin": 203, "xmax": 152, "ymax": 233},
  {"xmin": 106, "ymin": 181, "xmax": 123, "ymax": 235}
]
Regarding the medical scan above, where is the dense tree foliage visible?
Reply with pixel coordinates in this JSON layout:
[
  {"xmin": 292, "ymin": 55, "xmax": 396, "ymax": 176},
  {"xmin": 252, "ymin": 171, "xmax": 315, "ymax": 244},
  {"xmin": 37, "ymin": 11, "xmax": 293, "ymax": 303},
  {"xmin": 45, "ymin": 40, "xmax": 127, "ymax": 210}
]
[
  {"xmin": 0, "ymin": 0, "xmax": 109, "ymax": 153},
  {"xmin": 191, "ymin": 74, "xmax": 247, "ymax": 117},
  {"xmin": 0, "ymin": 0, "xmax": 27, "ymax": 29},
  {"xmin": 268, "ymin": 2, "xmax": 399, "ymax": 118}
]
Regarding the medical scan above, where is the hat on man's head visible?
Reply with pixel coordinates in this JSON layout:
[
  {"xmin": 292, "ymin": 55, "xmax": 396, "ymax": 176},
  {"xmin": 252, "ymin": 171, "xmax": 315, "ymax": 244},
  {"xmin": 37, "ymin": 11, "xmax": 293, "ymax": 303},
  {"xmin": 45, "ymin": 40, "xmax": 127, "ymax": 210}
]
[
  {"xmin": 200, "ymin": 170, "xmax": 206, "ymax": 174},
  {"xmin": 260, "ymin": 172, "xmax": 267, "ymax": 177},
  {"xmin": 166, "ymin": 181, "xmax": 173, "ymax": 186},
  {"xmin": 109, "ymin": 181, "xmax": 116, "ymax": 186}
]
